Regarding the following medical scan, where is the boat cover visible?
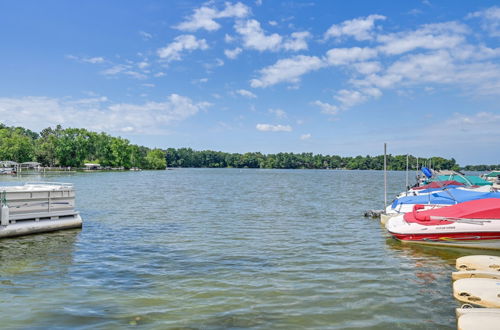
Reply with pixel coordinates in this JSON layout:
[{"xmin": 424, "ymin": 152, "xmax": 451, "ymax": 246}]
[
  {"xmin": 404, "ymin": 198, "xmax": 500, "ymax": 225},
  {"xmin": 391, "ymin": 189, "xmax": 500, "ymax": 209},
  {"xmin": 436, "ymin": 175, "xmax": 492, "ymax": 186},
  {"xmin": 413, "ymin": 180, "xmax": 464, "ymax": 190},
  {"xmin": 417, "ymin": 185, "xmax": 464, "ymax": 194}
]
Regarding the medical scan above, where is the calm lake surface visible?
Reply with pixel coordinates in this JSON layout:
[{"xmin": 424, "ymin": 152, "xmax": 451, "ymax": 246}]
[{"xmin": 1, "ymin": 169, "xmax": 498, "ymax": 329}]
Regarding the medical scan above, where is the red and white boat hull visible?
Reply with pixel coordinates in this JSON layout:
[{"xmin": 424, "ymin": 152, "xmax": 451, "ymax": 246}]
[{"xmin": 385, "ymin": 214, "xmax": 500, "ymax": 250}]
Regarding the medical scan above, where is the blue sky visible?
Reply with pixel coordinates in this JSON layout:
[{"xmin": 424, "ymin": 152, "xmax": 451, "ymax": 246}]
[{"xmin": 0, "ymin": 1, "xmax": 499, "ymax": 165}]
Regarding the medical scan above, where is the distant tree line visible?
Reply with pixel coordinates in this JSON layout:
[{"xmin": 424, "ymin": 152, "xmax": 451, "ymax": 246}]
[
  {"xmin": 0, "ymin": 123, "xmax": 166, "ymax": 169},
  {"xmin": 0, "ymin": 123, "xmax": 465, "ymax": 171},
  {"xmin": 165, "ymin": 148, "xmax": 461, "ymax": 171},
  {"xmin": 462, "ymin": 165, "xmax": 500, "ymax": 171}
]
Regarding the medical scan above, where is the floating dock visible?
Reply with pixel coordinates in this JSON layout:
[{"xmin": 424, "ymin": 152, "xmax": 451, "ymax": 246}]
[
  {"xmin": 0, "ymin": 182, "xmax": 82, "ymax": 238},
  {"xmin": 453, "ymin": 255, "xmax": 500, "ymax": 329}
]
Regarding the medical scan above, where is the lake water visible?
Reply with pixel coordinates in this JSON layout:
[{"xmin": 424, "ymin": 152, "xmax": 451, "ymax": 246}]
[{"xmin": 0, "ymin": 169, "xmax": 498, "ymax": 329}]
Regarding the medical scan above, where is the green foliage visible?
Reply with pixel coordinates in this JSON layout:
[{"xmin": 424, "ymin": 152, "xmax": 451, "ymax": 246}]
[
  {"xmin": 162, "ymin": 148, "xmax": 461, "ymax": 170},
  {"xmin": 146, "ymin": 149, "xmax": 166, "ymax": 169},
  {"xmin": 0, "ymin": 123, "xmax": 163, "ymax": 170},
  {"xmin": 0, "ymin": 122, "xmax": 467, "ymax": 171},
  {"xmin": 0, "ymin": 128, "xmax": 35, "ymax": 162},
  {"xmin": 463, "ymin": 164, "xmax": 500, "ymax": 171}
]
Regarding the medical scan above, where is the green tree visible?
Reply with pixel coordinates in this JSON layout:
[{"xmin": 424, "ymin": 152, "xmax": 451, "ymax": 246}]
[
  {"xmin": 0, "ymin": 128, "xmax": 35, "ymax": 162},
  {"xmin": 146, "ymin": 149, "xmax": 166, "ymax": 169}
]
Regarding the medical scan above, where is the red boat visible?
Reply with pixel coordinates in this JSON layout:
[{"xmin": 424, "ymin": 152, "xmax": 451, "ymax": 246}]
[{"xmin": 385, "ymin": 198, "xmax": 500, "ymax": 250}]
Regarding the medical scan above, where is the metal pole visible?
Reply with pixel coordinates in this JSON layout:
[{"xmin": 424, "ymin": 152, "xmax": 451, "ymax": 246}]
[
  {"xmin": 384, "ymin": 143, "xmax": 387, "ymax": 209},
  {"xmin": 406, "ymin": 154, "xmax": 409, "ymax": 189}
]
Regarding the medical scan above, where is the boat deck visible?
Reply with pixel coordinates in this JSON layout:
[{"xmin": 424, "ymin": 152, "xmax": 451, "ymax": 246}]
[{"xmin": 0, "ymin": 182, "xmax": 82, "ymax": 237}]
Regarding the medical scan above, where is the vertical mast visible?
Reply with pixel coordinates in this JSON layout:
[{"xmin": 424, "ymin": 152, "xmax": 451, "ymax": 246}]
[
  {"xmin": 406, "ymin": 154, "xmax": 409, "ymax": 189},
  {"xmin": 384, "ymin": 143, "xmax": 387, "ymax": 209}
]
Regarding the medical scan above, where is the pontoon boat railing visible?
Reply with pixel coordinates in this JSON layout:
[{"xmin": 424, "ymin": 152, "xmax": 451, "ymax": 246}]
[{"xmin": 24, "ymin": 182, "xmax": 74, "ymax": 187}]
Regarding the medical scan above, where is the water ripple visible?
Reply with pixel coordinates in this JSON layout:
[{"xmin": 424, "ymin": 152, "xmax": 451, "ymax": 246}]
[{"xmin": 1, "ymin": 169, "xmax": 499, "ymax": 329}]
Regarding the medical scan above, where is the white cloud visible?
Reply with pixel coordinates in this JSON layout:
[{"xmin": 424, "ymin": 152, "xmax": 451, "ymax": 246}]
[
  {"xmin": 467, "ymin": 6, "xmax": 500, "ymax": 37},
  {"xmin": 353, "ymin": 61, "xmax": 382, "ymax": 74},
  {"xmin": 252, "ymin": 15, "xmax": 499, "ymax": 114},
  {"xmin": 137, "ymin": 61, "xmax": 149, "ymax": 69},
  {"xmin": 192, "ymin": 78, "xmax": 209, "ymax": 84},
  {"xmin": 385, "ymin": 51, "xmax": 455, "ymax": 84},
  {"xmin": 0, "ymin": 95, "xmax": 210, "ymax": 134},
  {"xmin": 326, "ymin": 47, "xmax": 378, "ymax": 65},
  {"xmin": 413, "ymin": 111, "xmax": 500, "ymax": 156},
  {"xmin": 282, "ymin": 31, "xmax": 311, "ymax": 51},
  {"xmin": 324, "ymin": 14, "xmax": 386, "ymax": 41},
  {"xmin": 139, "ymin": 31, "xmax": 152, "ymax": 40},
  {"xmin": 157, "ymin": 35, "xmax": 208, "ymax": 62},
  {"xmin": 67, "ymin": 55, "xmax": 105, "ymax": 64},
  {"xmin": 224, "ymin": 47, "xmax": 243, "ymax": 59},
  {"xmin": 444, "ymin": 112, "xmax": 500, "ymax": 133},
  {"xmin": 235, "ymin": 19, "xmax": 282, "ymax": 51},
  {"xmin": 269, "ymin": 108, "xmax": 286, "ymax": 118},
  {"xmin": 377, "ymin": 22, "xmax": 468, "ymax": 55},
  {"xmin": 235, "ymin": 19, "xmax": 310, "ymax": 52},
  {"xmin": 300, "ymin": 133, "xmax": 311, "ymax": 140},
  {"xmin": 102, "ymin": 65, "xmax": 127, "ymax": 75},
  {"xmin": 256, "ymin": 123, "xmax": 292, "ymax": 132},
  {"xmin": 251, "ymin": 55, "xmax": 324, "ymax": 87},
  {"xmin": 176, "ymin": 2, "xmax": 250, "ymax": 31},
  {"xmin": 204, "ymin": 58, "xmax": 225, "ymax": 72},
  {"xmin": 83, "ymin": 57, "xmax": 105, "ymax": 64},
  {"xmin": 312, "ymin": 100, "xmax": 339, "ymax": 115},
  {"xmin": 334, "ymin": 88, "xmax": 381, "ymax": 109},
  {"xmin": 236, "ymin": 89, "xmax": 257, "ymax": 98},
  {"xmin": 100, "ymin": 64, "xmax": 147, "ymax": 79}
]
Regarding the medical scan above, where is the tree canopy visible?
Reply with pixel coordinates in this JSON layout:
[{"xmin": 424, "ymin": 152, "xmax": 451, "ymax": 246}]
[
  {"xmin": 0, "ymin": 123, "xmax": 164, "ymax": 170},
  {"xmin": 0, "ymin": 122, "xmax": 464, "ymax": 171},
  {"xmin": 164, "ymin": 148, "xmax": 461, "ymax": 171}
]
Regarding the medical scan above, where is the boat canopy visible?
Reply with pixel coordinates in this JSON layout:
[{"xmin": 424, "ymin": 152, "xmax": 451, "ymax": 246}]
[
  {"xmin": 413, "ymin": 180, "xmax": 464, "ymax": 190},
  {"xmin": 484, "ymin": 171, "xmax": 500, "ymax": 178},
  {"xmin": 417, "ymin": 186, "xmax": 464, "ymax": 194},
  {"xmin": 391, "ymin": 188, "xmax": 500, "ymax": 209},
  {"xmin": 435, "ymin": 175, "xmax": 492, "ymax": 186},
  {"xmin": 404, "ymin": 198, "xmax": 500, "ymax": 224}
]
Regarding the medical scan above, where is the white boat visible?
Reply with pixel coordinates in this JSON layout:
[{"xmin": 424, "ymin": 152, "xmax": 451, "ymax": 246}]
[
  {"xmin": 0, "ymin": 182, "xmax": 82, "ymax": 238},
  {"xmin": 396, "ymin": 184, "xmax": 493, "ymax": 199},
  {"xmin": 386, "ymin": 188, "xmax": 500, "ymax": 215},
  {"xmin": 385, "ymin": 198, "xmax": 500, "ymax": 250},
  {"xmin": 0, "ymin": 167, "xmax": 15, "ymax": 175}
]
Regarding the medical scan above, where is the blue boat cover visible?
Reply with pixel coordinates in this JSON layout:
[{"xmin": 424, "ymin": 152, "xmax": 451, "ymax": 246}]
[
  {"xmin": 391, "ymin": 188, "xmax": 500, "ymax": 209},
  {"xmin": 417, "ymin": 185, "xmax": 463, "ymax": 194}
]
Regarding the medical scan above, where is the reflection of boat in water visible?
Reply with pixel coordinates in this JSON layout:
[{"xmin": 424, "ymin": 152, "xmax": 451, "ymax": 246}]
[
  {"xmin": 386, "ymin": 198, "xmax": 500, "ymax": 250},
  {"xmin": 0, "ymin": 229, "xmax": 79, "ymax": 275},
  {"xmin": 0, "ymin": 182, "xmax": 83, "ymax": 238}
]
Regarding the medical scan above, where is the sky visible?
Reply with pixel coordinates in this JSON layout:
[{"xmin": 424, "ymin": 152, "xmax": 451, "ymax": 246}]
[{"xmin": 0, "ymin": 0, "xmax": 499, "ymax": 165}]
